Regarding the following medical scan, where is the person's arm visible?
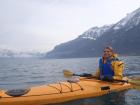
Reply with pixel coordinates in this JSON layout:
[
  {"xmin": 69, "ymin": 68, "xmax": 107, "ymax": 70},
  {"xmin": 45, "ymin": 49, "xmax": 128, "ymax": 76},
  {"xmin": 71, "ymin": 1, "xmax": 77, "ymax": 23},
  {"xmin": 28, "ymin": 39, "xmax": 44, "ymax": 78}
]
[{"xmin": 112, "ymin": 61, "xmax": 124, "ymax": 80}]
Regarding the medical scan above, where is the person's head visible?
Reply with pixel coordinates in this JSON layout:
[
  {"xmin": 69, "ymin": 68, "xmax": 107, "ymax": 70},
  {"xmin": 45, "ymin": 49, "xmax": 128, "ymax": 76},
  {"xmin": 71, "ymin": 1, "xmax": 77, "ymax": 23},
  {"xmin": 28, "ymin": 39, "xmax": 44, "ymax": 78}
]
[{"xmin": 102, "ymin": 46, "xmax": 114, "ymax": 59}]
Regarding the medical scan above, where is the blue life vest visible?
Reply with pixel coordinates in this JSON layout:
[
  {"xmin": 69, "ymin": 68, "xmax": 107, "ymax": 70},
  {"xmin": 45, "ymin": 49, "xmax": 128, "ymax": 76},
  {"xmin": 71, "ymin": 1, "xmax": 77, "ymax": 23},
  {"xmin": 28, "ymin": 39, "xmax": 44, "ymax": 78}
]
[{"xmin": 99, "ymin": 58, "xmax": 114, "ymax": 79}]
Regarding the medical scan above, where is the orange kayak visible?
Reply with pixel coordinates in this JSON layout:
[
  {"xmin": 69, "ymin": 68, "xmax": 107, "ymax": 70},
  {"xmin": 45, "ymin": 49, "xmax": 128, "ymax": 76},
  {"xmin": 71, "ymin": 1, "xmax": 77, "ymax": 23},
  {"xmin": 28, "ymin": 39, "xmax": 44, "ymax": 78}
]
[{"xmin": 0, "ymin": 78, "xmax": 132, "ymax": 105}]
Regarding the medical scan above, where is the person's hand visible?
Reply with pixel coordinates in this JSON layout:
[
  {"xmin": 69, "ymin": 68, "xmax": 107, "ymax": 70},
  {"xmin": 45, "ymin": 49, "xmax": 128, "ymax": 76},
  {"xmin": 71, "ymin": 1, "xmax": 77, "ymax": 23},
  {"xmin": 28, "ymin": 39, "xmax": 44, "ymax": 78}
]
[{"xmin": 82, "ymin": 73, "xmax": 92, "ymax": 77}]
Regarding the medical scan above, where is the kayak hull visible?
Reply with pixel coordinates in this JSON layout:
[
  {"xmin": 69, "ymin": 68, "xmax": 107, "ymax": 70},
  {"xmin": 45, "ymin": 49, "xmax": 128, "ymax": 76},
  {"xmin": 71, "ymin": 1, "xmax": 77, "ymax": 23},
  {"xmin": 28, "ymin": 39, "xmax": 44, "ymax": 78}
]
[{"xmin": 0, "ymin": 78, "xmax": 132, "ymax": 105}]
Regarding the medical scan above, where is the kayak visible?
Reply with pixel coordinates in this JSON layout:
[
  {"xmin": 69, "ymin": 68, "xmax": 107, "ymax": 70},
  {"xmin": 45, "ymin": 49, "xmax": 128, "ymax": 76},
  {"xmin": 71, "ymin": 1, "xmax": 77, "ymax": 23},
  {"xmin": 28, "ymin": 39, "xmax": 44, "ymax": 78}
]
[{"xmin": 0, "ymin": 77, "xmax": 132, "ymax": 105}]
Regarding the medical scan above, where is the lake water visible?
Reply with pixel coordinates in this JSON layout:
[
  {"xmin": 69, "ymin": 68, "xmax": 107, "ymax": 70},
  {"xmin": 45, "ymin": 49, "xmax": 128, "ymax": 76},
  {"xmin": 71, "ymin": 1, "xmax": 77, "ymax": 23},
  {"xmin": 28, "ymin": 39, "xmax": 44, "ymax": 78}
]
[{"xmin": 0, "ymin": 56, "xmax": 140, "ymax": 105}]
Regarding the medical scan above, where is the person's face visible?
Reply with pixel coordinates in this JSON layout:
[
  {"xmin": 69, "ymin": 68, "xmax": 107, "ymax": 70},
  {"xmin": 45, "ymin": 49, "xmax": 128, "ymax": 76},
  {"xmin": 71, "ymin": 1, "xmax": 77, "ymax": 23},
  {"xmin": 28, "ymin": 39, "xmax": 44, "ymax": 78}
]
[{"xmin": 103, "ymin": 48, "xmax": 113, "ymax": 59}]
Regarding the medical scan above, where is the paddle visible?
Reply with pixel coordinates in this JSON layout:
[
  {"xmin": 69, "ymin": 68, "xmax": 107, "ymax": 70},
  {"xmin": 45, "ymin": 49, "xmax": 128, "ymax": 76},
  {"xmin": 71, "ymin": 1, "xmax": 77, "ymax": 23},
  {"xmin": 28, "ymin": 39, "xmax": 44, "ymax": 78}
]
[
  {"xmin": 63, "ymin": 69, "xmax": 94, "ymax": 78},
  {"xmin": 63, "ymin": 69, "xmax": 140, "ymax": 90}
]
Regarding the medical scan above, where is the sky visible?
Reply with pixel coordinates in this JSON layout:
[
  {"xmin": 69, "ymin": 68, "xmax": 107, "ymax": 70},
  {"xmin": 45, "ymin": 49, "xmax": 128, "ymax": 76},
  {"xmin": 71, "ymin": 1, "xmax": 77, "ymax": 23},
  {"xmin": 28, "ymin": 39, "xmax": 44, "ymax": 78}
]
[{"xmin": 0, "ymin": 0, "xmax": 140, "ymax": 52}]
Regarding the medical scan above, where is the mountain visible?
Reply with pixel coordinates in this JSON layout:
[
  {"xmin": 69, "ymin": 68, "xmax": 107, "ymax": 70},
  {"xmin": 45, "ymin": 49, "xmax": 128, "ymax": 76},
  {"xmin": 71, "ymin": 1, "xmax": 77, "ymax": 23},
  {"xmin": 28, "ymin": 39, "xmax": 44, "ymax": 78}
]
[
  {"xmin": 46, "ymin": 25, "xmax": 113, "ymax": 58},
  {"xmin": 79, "ymin": 25, "xmax": 113, "ymax": 40},
  {"xmin": 0, "ymin": 48, "xmax": 45, "ymax": 58},
  {"xmin": 46, "ymin": 7, "xmax": 140, "ymax": 58}
]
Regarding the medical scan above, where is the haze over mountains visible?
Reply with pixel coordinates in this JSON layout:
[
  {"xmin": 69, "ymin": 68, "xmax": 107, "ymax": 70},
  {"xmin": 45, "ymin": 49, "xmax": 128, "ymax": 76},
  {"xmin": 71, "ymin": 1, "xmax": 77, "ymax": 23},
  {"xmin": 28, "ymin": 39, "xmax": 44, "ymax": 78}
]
[
  {"xmin": 46, "ymin": 7, "xmax": 140, "ymax": 58},
  {"xmin": 0, "ymin": 48, "xmax": 44, "ymax": 58}
]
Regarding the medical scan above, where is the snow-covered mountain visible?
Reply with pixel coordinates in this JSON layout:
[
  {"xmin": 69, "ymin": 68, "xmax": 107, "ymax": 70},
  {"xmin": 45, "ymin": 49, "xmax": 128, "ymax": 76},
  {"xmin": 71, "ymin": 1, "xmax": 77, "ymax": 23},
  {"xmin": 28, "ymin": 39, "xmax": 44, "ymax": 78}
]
[
  {"xmin": 46, "ymin": 7, "xmax": 140, "ymax": 58},
  {"xmin": 0, "ymin": 48, "xmax": 44, "ymax": 58},
  {"xmin": 79, "ymin": 7, "xmax": 140, "ymax": 40},
  {"xmin": 0, "ymin": 49, "xmax": 15, "ymax": 57},
  {"xmin": 79, "ymin": 25, "xmax": 113, "ymax": 40},
  {"xmin": 113, "ymin": 7, "xmax": 140, "ymax": 30}
]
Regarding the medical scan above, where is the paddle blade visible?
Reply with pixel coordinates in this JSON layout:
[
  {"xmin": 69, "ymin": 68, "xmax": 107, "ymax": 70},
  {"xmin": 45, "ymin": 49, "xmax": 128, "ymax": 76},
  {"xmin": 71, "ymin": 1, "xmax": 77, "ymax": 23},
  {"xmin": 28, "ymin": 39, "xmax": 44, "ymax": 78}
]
[
  {"xmin": 132, "ymin": 85, "xmax": 140, "ymax": 90},
  {"xmin": 63, "ymin": 70, "xmax": 74, "ymax": 78},
  {"xmin": 128, "ymin": 79, "xmax": 140, "ymax": 90}
]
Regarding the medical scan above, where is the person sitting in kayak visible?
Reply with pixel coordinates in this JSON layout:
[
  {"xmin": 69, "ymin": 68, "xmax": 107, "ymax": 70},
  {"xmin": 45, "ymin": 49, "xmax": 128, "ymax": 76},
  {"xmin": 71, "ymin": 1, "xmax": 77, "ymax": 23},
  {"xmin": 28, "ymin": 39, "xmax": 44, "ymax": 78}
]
[{"xmin": 93, "ymin": 46, "xmax": 124, "ymax": 81}]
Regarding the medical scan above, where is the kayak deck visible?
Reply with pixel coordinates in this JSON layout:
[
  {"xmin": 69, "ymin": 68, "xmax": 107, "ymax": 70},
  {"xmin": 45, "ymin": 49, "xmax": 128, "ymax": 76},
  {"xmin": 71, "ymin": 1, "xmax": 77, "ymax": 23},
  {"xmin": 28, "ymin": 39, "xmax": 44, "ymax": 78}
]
[{"xmin": 0, "ymin": 78, "xmax": 132, "ymax": 105}]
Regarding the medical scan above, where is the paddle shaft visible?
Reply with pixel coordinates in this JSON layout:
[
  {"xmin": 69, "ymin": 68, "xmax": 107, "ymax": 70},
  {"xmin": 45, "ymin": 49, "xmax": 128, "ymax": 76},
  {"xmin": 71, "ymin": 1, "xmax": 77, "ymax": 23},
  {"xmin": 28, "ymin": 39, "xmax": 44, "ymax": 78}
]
[{"xmin": 73, "ymin": 73, "xmax": 128, "ymax": 83}]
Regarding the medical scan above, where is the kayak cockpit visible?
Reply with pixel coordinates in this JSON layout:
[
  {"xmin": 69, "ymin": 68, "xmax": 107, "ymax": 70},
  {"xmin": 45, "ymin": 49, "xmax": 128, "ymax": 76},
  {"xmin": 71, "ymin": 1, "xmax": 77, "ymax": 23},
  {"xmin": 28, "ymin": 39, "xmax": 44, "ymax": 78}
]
[{"xmin": 5, "ymin": 88, "xmax": 30, "ymax": 97}]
